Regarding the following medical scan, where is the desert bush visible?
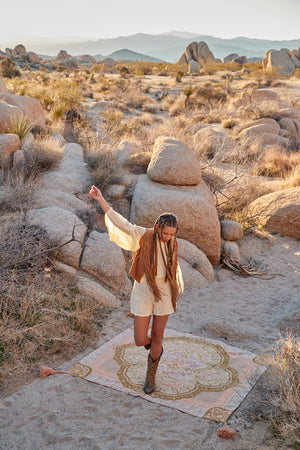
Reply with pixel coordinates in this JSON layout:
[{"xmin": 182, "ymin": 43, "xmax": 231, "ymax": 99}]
[
  {"xmin": 0, "ymin": 58, "xmax": 21, "ymax": 78},
  {"xmin": 8, "ymin": 115, "xmax": 33, "ymax": 141},
  {"xmin": 255, "ymin": 148, "xmax": 300, "ymax": 178},
  {"xmin": 222, "ymin": 118, "xmax": 240, "ymax": 129},
  {"xmin": 122, "ymin": 151, "xmax": 152, "ymax": 173},
  {"xmin": 169, "ymin": 93, "xmax": 187, "ymax": 116},
  {"xmin": 268, "ymin": 335, "xmax": 300, "ymax": 448},
  {"xmin": 22, "ymin": 136, "xmax": 64, "ymax": 178},
  {"xmin": 0, "ymin": 176, "xmax": 35, "ymax": 214},
  {"xmin": 85, "ymin": 149, "xmax": 119, "ymax": 190},
  {"xmin": 285, "ymin": 164, "xmax": 300, "ymax": 187}
]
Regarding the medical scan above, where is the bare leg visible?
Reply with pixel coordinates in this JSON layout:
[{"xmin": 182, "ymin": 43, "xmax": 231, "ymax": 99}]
[
  {"xmin": 150, "ymin": 314, "xmax": 169, "ymax": 360},
  {"xmin": 134, "ymin": 315, "xmax": 151, "ymax": 347}
]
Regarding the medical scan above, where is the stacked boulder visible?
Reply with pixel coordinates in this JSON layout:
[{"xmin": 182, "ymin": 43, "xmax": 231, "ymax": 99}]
[
  {"xmin": 0, "ymin": 76, "xmax": 46, "ymax": 169},
  {"xmin": 220, "ymin": 220, "xmax": 244, "ymax": 263},
  {"xmin": 263, "ymin": 47, "xmax": 300, "ymax": 76},
  {"xmin": 131, "ymin": 136, "xmax": 221, "ymax": 270},
  {"xmin": 178, "ymin": 42, "xmax": 216, "ymax": 74},
  {"xmin": 0, "ymin": 44, "xmax": 40, "ymax": 64}
]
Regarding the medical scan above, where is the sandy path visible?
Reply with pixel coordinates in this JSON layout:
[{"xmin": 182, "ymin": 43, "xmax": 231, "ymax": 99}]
[{"xmin": 0, "ymin": 233, "xmax": 299, "ymax": 449}]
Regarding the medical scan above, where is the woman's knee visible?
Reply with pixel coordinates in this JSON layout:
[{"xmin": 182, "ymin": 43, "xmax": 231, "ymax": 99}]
[{"xmin": 134, "ymin": 335, "xmax": 148, "ymax": 347}]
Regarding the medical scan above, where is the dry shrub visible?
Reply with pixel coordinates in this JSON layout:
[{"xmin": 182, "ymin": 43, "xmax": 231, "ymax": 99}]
[
  {"xmin": 222, "ymin": 118, "xmax": 240, "ymax": 129},
  {"xmin": 22, "ymin": 136, "xmax": 64, "ymax": 178},
  {"xmin": 122, "ymin": 151, "xmax": 152, "ymax": 173},
  {"xmin": 285, "ymin": 164, "xmax": 300, "ymax": 187},
  {"xmin": 255, "ymin": 149, "xmax": 300, "ymax": 178},
  {"xmin": 0, "ymin": 175, "xmax": 35, "ymax": 214},
  {"xmin": 169, "ymin": 93, "xmax": 187, "ymax": 116},
  {"xmin": 142, "ymin": 101, "xmax": 159, "ymax": 114},
  {"xmin": 85, "ymin": 149, "xmax": 119, "ymax": 190},
  {"xmin": 0, "ymin": 214, "xmax": 110, "ymax": 395},
  {"xmin": 268, "ymin": 335, "xmax": 300, "ymax": 448}
]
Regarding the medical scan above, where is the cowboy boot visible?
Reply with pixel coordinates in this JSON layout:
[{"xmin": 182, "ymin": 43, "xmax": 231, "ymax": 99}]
[{"xmin": 143, "ymin": 347, "xmax": 163, "ymax": 395}]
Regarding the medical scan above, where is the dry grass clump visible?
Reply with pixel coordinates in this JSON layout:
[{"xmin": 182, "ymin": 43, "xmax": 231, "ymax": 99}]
[
  {"xmin": 22, "ymin": 135, "xmax": 64, "ymax": 178},
  {"xmin": 122, "ymin": 151, "xmax": 152, "ymax": 173},
  {"xmin": 222, "ymin": 118, "xmax": 240, "ymax": 129},
  {"xmin": 85, "ymin": 149, "xmax": 120, "ymax": 190},
  {"xmin": 0, "ymin": 214, "xmax": 110, "ymax": 395},
  {"xmin": 268, "ymin": 335, "xmax": 300, "ymax": 448},
  {"xmin": 254, "ymin": 148, "xmax": 300, "ymax": 179},
  {"xmin": 0, "ymin": 175, "xmax": 35, "ymax": 214}
]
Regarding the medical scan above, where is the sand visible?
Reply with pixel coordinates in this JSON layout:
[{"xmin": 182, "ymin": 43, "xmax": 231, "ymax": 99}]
[{"xmin": 0, "ymin": 232, "xmax": 299, "ymax": 449}]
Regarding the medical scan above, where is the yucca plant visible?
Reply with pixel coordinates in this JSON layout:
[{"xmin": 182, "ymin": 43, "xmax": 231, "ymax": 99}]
[{"xmin": 9, "ymin": 115, "xmax": 34, "ymax": 141}]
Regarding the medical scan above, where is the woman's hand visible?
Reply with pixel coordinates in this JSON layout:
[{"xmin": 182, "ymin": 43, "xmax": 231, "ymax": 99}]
[
  {"xmin": 89, "ymin": 185, "xmax": 102, "ymax": 201},
  {"xmin": 89, "ymin": 185, "xmax": 110, "ymax": 213}
]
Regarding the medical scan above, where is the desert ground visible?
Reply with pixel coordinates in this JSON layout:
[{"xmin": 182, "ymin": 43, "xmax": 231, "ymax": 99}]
[{"xmin": 0, "ymin": 61, "xmax": 299, "ymax": 448}]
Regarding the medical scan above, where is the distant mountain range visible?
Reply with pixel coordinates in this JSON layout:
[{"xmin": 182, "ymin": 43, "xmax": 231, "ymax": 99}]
[
  {"xmin": 27, "ymin": 32, "xmax": 300, "ymax": 62},
  {"xmin": 96, "ymin": 49, "xmax": 163, "ymax": 63}
]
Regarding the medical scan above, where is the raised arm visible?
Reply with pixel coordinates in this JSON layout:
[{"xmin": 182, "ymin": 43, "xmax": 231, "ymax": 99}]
[
  {"xmin": 89, "ymin": 185, "xmax": 110, "ymax": 213},
  {"xmin": 89, "ymin": 185, "xmax": 146, "ymax": 251}
]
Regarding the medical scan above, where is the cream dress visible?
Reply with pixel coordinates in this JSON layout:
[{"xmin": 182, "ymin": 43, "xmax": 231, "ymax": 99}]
[{"xmin": 105, "ymin": 208, "xmax": 184, "ymax": 317}]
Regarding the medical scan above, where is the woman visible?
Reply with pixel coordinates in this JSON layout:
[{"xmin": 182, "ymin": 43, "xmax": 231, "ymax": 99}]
[{"xmin": 89, "ymin": 185, "xmax": 183, "ymax": 395}]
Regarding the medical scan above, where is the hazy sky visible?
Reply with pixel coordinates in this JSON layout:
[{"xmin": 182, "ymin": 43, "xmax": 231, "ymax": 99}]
[{"xmin": 1, "ymin": 0, "xmax": 300, "ymax": 45}]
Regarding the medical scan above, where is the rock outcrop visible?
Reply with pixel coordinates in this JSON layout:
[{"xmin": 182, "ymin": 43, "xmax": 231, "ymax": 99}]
[
  {"xmin": 130, "ymin": 174, "xmax": 220, "ymax": 265},
  {"xmin": 0, "ymin": 92, "xmax": 46, "ymax": 130},
  {"xmin": 147, "ymin": 136, "xmax": 202, "ymax": 185},
  {"xmin": 178, "ymin": 41, "xmax": 216, "ymax": 69},
  {"xmin": 247, "ymin": 187, "xmax": 300, "ymax": 239},
  {"xmin": 0, "ymin": 133, "xmax": 20, "ymax": 168},
  {"xmin": 263, "ymin": 47, "xmax": 300, "ymax": 75}
]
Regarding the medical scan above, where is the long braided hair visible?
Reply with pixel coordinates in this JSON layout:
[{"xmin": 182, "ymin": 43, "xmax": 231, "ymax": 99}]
[{"xmin": 150, "ymin": 213, "xmax": 178, "ymax": 284}]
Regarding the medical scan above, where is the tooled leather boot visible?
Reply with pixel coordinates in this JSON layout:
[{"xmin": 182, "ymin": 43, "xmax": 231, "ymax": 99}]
[{"xmin": 143, "ymin": 347, "xmax": 163, "ymax": 395}]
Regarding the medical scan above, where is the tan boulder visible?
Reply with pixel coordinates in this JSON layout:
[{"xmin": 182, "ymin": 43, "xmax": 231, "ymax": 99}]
[
  {"xmin": 290, "ymin": 55, "xmax": 300, "ymax": 68},
  {"xmin": 77, "ymin": 274, "xmax": 120, "ymax": 308},
  {"xmin": 177, "ymin": 238, "xmax": 214, "ymax": 281},
  {"xmin": 178, "ymin": 258, "xmax": 209, "ymax": 289},
  {"xmin": 5, "ymin": 48, "xmax": 17, "ymax": 58},
  {"xmin": 147, "ymin": 136, "xmax": 202, "ymax": 186},
  {"xmin": 0, "ymin": 77, "xmax": 7, "ymax": 93},
  {"xmin": 78, "ymin": 55, "xmax": 97, "ymax": 64},
  {"xmin": 0, "ymin": 133, "xmax": 20, "ymax": 168},
  {"xmin": 250, "ymin": 89, "xmax": 279, "ymax": 103},
  {"xmin": 221, "ymin": 220, "xmax": 243, "ymax": 241},
  {"xmin": 130, "ymin": 175, "xmax": 220, "ymax": 265},
  {"xmin": 265, "ymin": 50, "xmax": 295, "ymax": 76},
  {"xmin": 0, "ymin": 93, "xmax": 46, "ymax": 129},
  {"xmin": 56, "ymin": 50, "xmax": 71, "ymax": 60},
  {"xmin": 58, "ymin": 58, "xmax": 79, "ymax": 69},
  {"xmin": 248, "ymin": 187, "xmax": 300, "ymax": 239},
  {"xmin": 26, "ymin": 207, "xmax": 87, "ymax": 268},
  {"xmin": 178, "ymin": 41, "xmax": 215, "ymax": 65},
  {"xmin": 193, "ymin": 126, "xmax": 229, "ymax": 160},
  {"xmin": 295, "ymin": 47, "xmax": 300, "ymax": 60},
  {"xmin": 80, "ymin": 230, "xmax": 126, "ymax": 292},
  {"xmin": 189, "ymin": 60, "xmax": 201, "ymax": 74},
  {"xmin": 278, "ymin": 107, "xmax": 300, "ymax": 122},
  {"xmin": 0, "ymin": 101, "xmax": 22, "ymax": 132},
  {"xmin": 14, "ymin": 44, "xmax": 26, "ymax": 56},
  {"xmin": 279, "ymin": 118, "xmax": 300, "ymax": 141},
  {"xmin": 245, "ymin": 132, "xmax": 289, "ymax": 151},
  {"xmin": 221, "ymin": 240, "xmax": 240, "ymax": 263},
  {"xmin": 239, "ymin": 123, "xmax": 280, "ymax": 140},
  {"xmin": 115, "ymin": 139, "xmax": 137, "ymax": 164},
  {"xmin": 12, "ymin": 149, "xmax": 25, "ymax": 173},
  {"xmin": 25, "ymin": 52, "xmax": 40, "ymax": 64},
  {"xmin": 223, "ymin": 53, "xmax": 239, "ymax": 63}
]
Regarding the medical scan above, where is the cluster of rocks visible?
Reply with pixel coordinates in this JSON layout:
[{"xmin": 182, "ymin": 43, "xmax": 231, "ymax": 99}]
[
  {"xmin": 0, "ymin": 76, "xmax": 46, "ymax": 169},
  {"xmin": 177, "ymin": 42, "xmax": 217, "ymax": 74},
  {"xmin": 0, "ymin": 44, "xmax": 40, "ymax": 65},
  {"xmin": 263, "ymin": 47, "xmax": 300, "ymax": 76},
  {"xmin": 223, "ymin": 53, "xmax": 249, "ymax": 65}
]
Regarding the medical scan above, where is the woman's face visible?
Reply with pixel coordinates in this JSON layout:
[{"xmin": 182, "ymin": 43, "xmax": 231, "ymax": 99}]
[{"xmin": 157, "ymin": 225, "xmax": 177, "ymax": 243}]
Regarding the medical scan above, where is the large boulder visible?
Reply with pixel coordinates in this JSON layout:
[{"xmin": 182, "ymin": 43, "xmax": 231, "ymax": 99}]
[
  {"xmin": 78, "ymin": 55, "xmax": 97, "ymax": 64},
  {"xmin": 0, "ymin": 77, "xmax": 7, "ymax": 93},
  {"xmin": 147, "ymin": 136, "xmax": 202, "ymax": 186},
  {"xmin": 26, "ymin": 207, "xmax": 88, "ymax": 268},
  {"xmin": 115, "ymin": 140, "xmax": 137, "ymax": 164},
  {"xmin": 24, "ymin": 52, "xmax": 40, "ymax": 64},
  {"xmin": 178, "ymin": 41, "xmax": 215, "ymax": 65},
  {"xmin": 279, "ymin": 118, "xmax": 300, "ymax": 141},
  {"xmin": 130, "ymin": 175, "xmax": 220, "ymax": 265},
  {"xmin": 223, "ymin": 53, "xmax": 239, "ymax": 63},
  {"xmin": 0, "ymin": 93, "xmax": 46, "ymax": 129},
  {"xmin": 247, "ymin": 187, "xmax": 300, "ymax": 239},
  {"xmin": 178, "ymin": 258, "xmax": 209, "ymax": 289},
  {"xmin": 177, "ymin": 238, "xmax": 214, "ymax": 281},
  {"xmin": 14, "ymin": 44, "xmax": 26, "ymax": 56},
  {"xmin": 250, "ymin": 89, "xmax": 279, "ymax": 103},
  {"xmin": 80, "ymin": 230, "xmax": 126, "ymax": 292},
  {"xmin": 265, "ymin": 50, "xmax": 295, "ymax": 76},
  {"xmin": 0, "ymin": 133, "xmax": 20, "ymax": 168},
  {"xmin": 189, "ymin": 60, "xmax": 201, "ymax": 74},
  {"xmin": 220, "ymin": 220, "xmax": 243, "ymax": 241}
]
